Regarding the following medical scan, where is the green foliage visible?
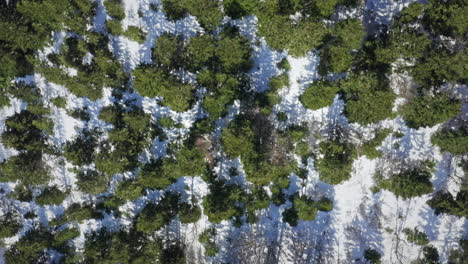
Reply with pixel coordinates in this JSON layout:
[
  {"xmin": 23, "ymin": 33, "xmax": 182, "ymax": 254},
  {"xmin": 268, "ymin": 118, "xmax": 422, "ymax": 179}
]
[
  {"xmin": 64, "ymin": 129, "xmax": 99, "ymax": 166},
  {"xmin": 203, "ymin": 182, "xmax": 243, "ymax": 223},
  {"xmin": 316, "ymin": 140, "xmax": 356, "ymax": 185},
  {"xmin": 76, "ymin": 169, "xmax": 110, "ymax": 194},
  {"xmin": 162, "ymin": 0, "xmax": 188, "ymax": 20},
  {"xmin": 277, "ymin": 58, "xmax": 291, "ymax": 72},
  {"xmin": 316, "ymin": 197, "xmax": 333, "ymax": 212},
  {"xmin": 221, "ymin": 119, "xmax": 255, "ymax": 158},
  {"xmin": 282, "ymin": 207, "xmax": 298, "ymax": 226},
  {"xmin": 6, "ymin": 82, "xmax": 42, "ymax": 103},
  {"xmin": 217, "ymin": 29, "xmax": 253, "ymax": 73},
  {"xmin": 123, "ymin": 26, "xmax": 146, "ymax": 43},
  {"xmin": 300, "ymin": 80, "xmax": 339, "ymax": 110},
  {"xmin": 427, "ymin": 190, "xmax": 467, "ymax": 217},
  {"xmin": 306, "ymin": 0, "xmax": 339, "ymax": 18},
  {"xmin": 364, "ymin": 249, "xmax": 382, "ymax": 264},
  {"xmin": 106, "ymin": 19, "xmax": 123, "ymax": 35},
  {"xmin": 104, "ymin": 0, "xmax": 125, "ymax": 20},
  {"xmin": 319, "ymin": 19, "xmax": 365, "ymax": 74},
  {"xmin": 199, "ymin": 71, "xmax": 242, "ymax": 119},
  {"xmin": 162, "ymin": 145, "xmax": 207, "ymax": 178},
  {"xmin": 448, "ymin": 239, "xmax": 468, "ymax": 264},
  {"xmin": 396, "ymin": 2, "xmax": 424, "ymax": 25},
  {"xmin": 257, "ymin": 16, "xmax": 327, "ymax": 57},
  {"xmin": 410, "ymin": 49, "xmax": 467, "ymax": 88},
  {"xmin": 51, "ymin": 97, "xmax": 67, "ymax": 108},
  {"xmin": 2, "ymin": 110, "xmax": 51, "ymax": 152},
  {"xmin": 375, "ymin": 28, "xmax": 431, "ymax": 65},
  {"xmin": 68, "ymin": 107, "xmax": 90, "ymax": 121},
  {"xmin": 152, "ymin": 33, "xmax": 185, "ymax": 70},
  {"xmin": 294, "ymin": 196, "xmax": 318, "ymax": 221},
  {"xmin": 423, "ymin": 0, "xmax": 467, "ymax": 38},
  {"xmin": 400, "ymin": 94, "xmax": 461, "ymax": 128},
  {"xmin": 95, "ymin": 107, "xmax": 153, "ymax": 176},
  {"xmin": 223, "ymin": 0, "xmax": 256, "ymax": 19},
  {"xmin": 82, "ymin": 229, "xmax": 153, "ymax": 264},
  {"xmin": 361, "ymin": 129, "xmax": 391, "ymax": 159},
  {"xmin": 179, "ymin": 203, "xmax": 202, "ymax": 224},
  {"xmin": 136, "ymin": 193, "xmax": 180, "ymax": 232},
  {"xmin": 115, "ymin": 179, "xmax": 144, "ymax": 200},
  {"xmin": 7, "ymin": 184, "xmax": 33, "ymax": 202},
  {"xmin": 133, "ymin": 66, "xmax": 195, "ymax": 112},
  {"xmin": 199, "ymin": 228, "xmax": 218, "ymax": 257},
  {"xmin": 4, "ymin": 226, "xmax": 52, "ymax": 264},
  {"xmin": 138, "ymin": 159, "xmax": 174, "ymax": 190},
  {"xmin": 431, "ymin": 126, "xmax": 468, "ymax": 155},
  {"xmin": 0, "ymin": 212, "xmax": 22, "ymax": 239},
  {"xmin": 0, "ymin": 152, "xmax": 51, "ymax": 185},
  {"xmin": 184, "ymin": 35, "xmax": 216, "ymax": 72},
  {"xmin": 412, "ymin": 245, "xmax": 440, "ymax": 264},
  {"xmin": 403, "ymin": 227, "xmax": 429, "ymax": 246},
  {"xmin": 54, "ymin": 227, "xmax": 80, "ymax": 245},
  {"xmin": 184, "ymin": 0, "xmax": 223, "ymax": 31},
  {"xmin": 377, "ymin": 162, "xmax": 434, "ymax": 199},
  {"xmin": 35, "ymin": 186, "xmax": 67, "ymax": 206},
  {"xmin": 341, "ymin": 72, "xmax": 396, "ymax": 125}
]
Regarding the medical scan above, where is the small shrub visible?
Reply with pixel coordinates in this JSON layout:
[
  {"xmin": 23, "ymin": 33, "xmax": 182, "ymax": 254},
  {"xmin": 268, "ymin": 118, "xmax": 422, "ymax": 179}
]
[
  {"xmin": 403, "ymin": 227, "xmax": 429, "ymax": 246},
  {"xmin": 300, "ymin": 80, "xmax": 339, "ymax": 110},
  {"xmin": 123, "ymin": 26, "xmax": 146, "ymax": 43},
  {"xmin": 76, "ymin": 169, "xmax": 109, "ymax": 194},
  {"xmin": 162, "ymin": 0, "xmax": 187, "ymax": 20},
  {"xmin": 316, "ymin": 140, "xmax": 356, "ymax": 185},
  {"xmin": 364, "ymin": 249, "xmax": 381, "ymax": 264},
  {"xmin": 54, "ymin": 227, "xmax": 79, "ymax": 245},
  {"xmin": 35, "ymin": 186, "xmax": 67, "ymax": 206},
  {"xmin": 431, "ymin": 126, "xmax": 468, "ymax": 155},
  {"xmin": 361, "ymin": 129, "xmax": 391, "ymax": 159},
  {"xmin": 199, "ymin": 228, "xmax": 218, "ymax": 257},
  {"xmin": 294, "ymin": 196, "xmax": 318, "ymax": 221},
  {"xmin": 316, "ymin": 197, "xmax": 333, "ymax": 212},
  {"xmin": 0, "ymin": 212, "xmax": 22, "ymax": 239},
  {"xmin": 179, "ymin": 203, "xmax": 202, "ymax": 224},
  {"xmin": 115, "ymin": 179, "xmax": 144, "ymax": 201},
  {"xmin": 203, "ymin": 182, "xmax": 243, "ymax": 223},
  {"xmin": 133, "ymin": 66, "xmax": 195, "ymax": 112},
  {"xmin": 400, "ymin": 94, "xmax": 461, "ymax": 128},
  {"xmin": 341, "ymin": 72, "xmax": 396, "ymax": 125},
  {"xmin": 51, "ymin": 96, "xmax": 67, "ymax": 108},
  {"xmin": 106, "ymin": 19, "xmax": 123, "ymax": 35},
  {"xmin": 377, "ymin": 162, "xmax": 434, "ymax": 199},
  {"xmin": 282, "ymin": 207, "xmax": 298, "ymax": 226},
  {"xmin": 104, "ymin": 0, "xmax": 125, "ymax": 20},
  {"xmin": 427, "ymin": 190, "xmax": 467, "ymax": 217}
]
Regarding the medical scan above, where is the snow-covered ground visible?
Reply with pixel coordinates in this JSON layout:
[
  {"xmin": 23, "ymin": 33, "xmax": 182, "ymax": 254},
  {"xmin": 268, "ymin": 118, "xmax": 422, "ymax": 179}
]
[{"xmin": 0, "ymin": 0, "xmax": 466, "ymax": 263}]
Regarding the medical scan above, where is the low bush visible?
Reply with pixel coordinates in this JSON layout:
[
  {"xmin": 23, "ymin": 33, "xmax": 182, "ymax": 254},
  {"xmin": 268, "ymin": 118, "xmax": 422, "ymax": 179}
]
[
  {"xmin": 123, "ymin": 26, "xmax": 146, "ymax": 43},
  {"xmin": 364, "ymin": 249, "xmax": 382, "ymax": 264},
  {"xmin": 133, "ymin": 66, "xmax": 195, "ymax": 112},
  {"xmin": 316, "ymin": 140, "xmax": 356, "ymax": 185},
  {"xmin": 431, "ymin": 126, "xmax": 467, "ymax": 155},
  {"xmin": 400, "ymin": 94, "xmax": 461, "ymax": 128},
  {"xmin": 35, "ymin": 186, "xmax": 67, "ymax": 206},
  {"xmin": 300, "ymin": 80, "xmax": 339, "ymax": 110},
  {"xmin": 115, "ymin": 179, "xmax": 144, "ymax": 201},
  {"xmin": 427, "ymin": 190, "xmax": 467, "ymax": 217},
  {"xmin": 361, "ymin": 129, "xmax": 391, "ymax": 159},
  {"xmin": 104, "ymin": 0, "xmax": 125, "ymax": 20},
  {"xmin": 0, "ymin": 212, "xmax": 22, "ymax": 239},
  {"xmin": 377, "ymin": 162, "xmax": 434, "ymax": 199},
  {"xmin": 403, "ymin": 227, "xmax": 429, "ymax": 246}
]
